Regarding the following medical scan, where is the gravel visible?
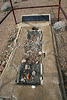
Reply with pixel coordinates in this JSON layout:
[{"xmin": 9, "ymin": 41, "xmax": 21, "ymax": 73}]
[{"xmin": 1, "ymin": 2, "xmax": 11, "ymax": 12}]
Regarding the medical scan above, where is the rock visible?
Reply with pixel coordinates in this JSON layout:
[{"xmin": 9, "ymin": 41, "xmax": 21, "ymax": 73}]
[
  {"xmin": 1, "ymin": 2, "xmax": 11, "ymax": 12},
  {"xmin": 32, "ymin": 85, "xmax": 36, "ymax": 89},
  {"xmin": 11, "ymin": 36, "xmax": 16, "ymax": 41},
  {"xmin": 2, "ymin": 61, "xmax": 6, "ymax": 66},
  {"xmin": 4, "ymin": 54, "xmax": 6, "ymax": 58},
  {"xmin": 2, "ymin": 52, "xmax": 3, "ymax": 54},
  {"xmin": 28, "ymin": 65, "xmax": 30, "ymax": 70},
  {"xmin": 32, "ymin": 26, "xmax": 39, "ymax": 30},
  {"xmin": 36, "ymin": 61, "xmax": 38, "ymax": 64},
  {"xmin": 8, "ymin": 36, "xmax": 16, "ymax": 42},
  {"xmin": 11, "ymin": 48, "xmax": 13, "ymax": 50},
  {"xmin": 13, "ymin": 0, "xmax": 17, "ymax": 4},
  {"xmin": 64, "ymin": 73, "xmax": 67, "ymax": 76},
  {"xmin": 39, "ymin": 51, "xmax": 42, "ymax": 55},
  {"xmin": 21, "ymin": 78, "xmax": 25, "ymax": 82},
  {"xmin": 22, "ymin": 59, "xmax": 26, "ymax": 63},
  {"xmin": 14, "ymin": 28, "xmax": 18, "ymax": 33},
  {"xmin": 6, "ymin": 55, "xmax": 9, "ymax": 59},
  {"xmin": 8, "ymin": 45, "xmax": 11, "ymax": 48},
  {"xmin": 25, "ymin": 64, "xmax": 28, "ymax": 69},
  {"xmin": 32, "ymin": 71, "xmax": 36, "ymax": 76}
]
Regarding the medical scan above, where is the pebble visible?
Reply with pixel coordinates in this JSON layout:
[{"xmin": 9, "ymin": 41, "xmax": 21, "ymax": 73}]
[
  {"xmin": 28, "ymin": 65, "xmax": 30, "ymax": 70},
  {"xmin": 22, "ymin": 59, "xmax": 26, "ymax": 63},
  {"xmin": 64, "ymin": 73, "xmax": 67, "ymax": 76},
  {"xmin": 25, "ymin": 64, "xmax": 28, "ymax": 69},
  {"xmin": 11, "ymin": 36, "xmax": 16, "ymax": 41},
  {"xmin": 13, "ymin": 0, "xmax": 17, "ymax": 4},
  {"xmin": 8, "ymin": 36, "xmax": 16, "ymax": 42},
  {"xmin": 11, "ymin": 48, "xmax": 13, "ymax": 51},
  {"xmin": 8, "ymin": 45, "xmax": 11, "ymax": 48},
  {"xmin": 14, "ymin": 28, "xmax": 18, "ymax": 33},
  {"xmin": 2, "ymin": 61, "xmax": 6, "ymax": 66},
  {"xmin": 36, "ymin": 61, "xmax": 38, "ymax": 64},
  {"xmin": 32, "ymin": 85, "xmax": 36, "ymax": 89},
  {"xmin": 21, "ymin": 78, "xmax": 25, "ymax": 82},
  {"xmin": 7, "ymin": 39, "xmax": 11, "ymax": 42},
  {"xmin": 32, "ymin": 71, "xmax": 36, "ymax": 76},
  {"xmin": 6, "ymin": 55, "xmax": 9, "ymax": 59},
  {"xmin": 2, "ymin": 52, "xmax": 3, "ymax": 54},
  {"xmin": 39, "ymin": 51, "xmax": 42, "ymax": 55}
]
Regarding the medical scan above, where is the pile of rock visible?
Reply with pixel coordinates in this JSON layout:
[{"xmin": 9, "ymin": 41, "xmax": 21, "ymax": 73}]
[{"xmin": 1, "ymin": 2, "xmax": 11, "ymax": 12}]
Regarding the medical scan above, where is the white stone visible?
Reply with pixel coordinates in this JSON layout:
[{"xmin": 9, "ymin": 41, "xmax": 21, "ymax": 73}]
[
  {"xmin": 22, "ymin": 59, "xmax": 26, "ymax": 63},
  {"xmin": 39, "ymin": 51, "xmax": 42, "ymax": 55},
  {"xmin": 25, "ymin": 64, "xmax": 28, "ymax": 69},
  {"xmin": 41, "ymin": 80, "xmax": 43, "ymax": 85},
  {"xmin": 32, "ymin": 85, "xmax": 36, "ymax": 89}
]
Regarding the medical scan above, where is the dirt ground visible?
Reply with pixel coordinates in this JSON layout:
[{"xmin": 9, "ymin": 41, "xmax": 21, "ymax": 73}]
[{"xmin": 0, "ymin": 0, "xmax": 67, "ymax": 99}]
